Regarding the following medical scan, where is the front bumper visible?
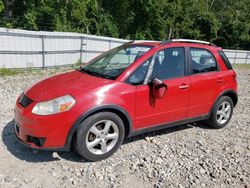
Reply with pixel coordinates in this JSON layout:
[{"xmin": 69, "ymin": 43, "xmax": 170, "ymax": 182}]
[
  {"xmin": 14, "ymin": 123, "xmax": 68, "ymax": 151},
  {"xmin": 14, "ymin": 97, "xmax": 79, "ymax": 151}
]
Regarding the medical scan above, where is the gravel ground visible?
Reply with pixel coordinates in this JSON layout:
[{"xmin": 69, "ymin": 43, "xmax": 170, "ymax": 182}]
[{"xmin": 0, "ymin": 68, "xmax": 249, "ymax": 188}]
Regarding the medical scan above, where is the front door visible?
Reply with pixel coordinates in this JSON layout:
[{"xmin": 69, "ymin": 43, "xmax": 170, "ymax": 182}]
[{"xmin": 134, "ymin": 47, "xmax": 191, "ymax": 129}]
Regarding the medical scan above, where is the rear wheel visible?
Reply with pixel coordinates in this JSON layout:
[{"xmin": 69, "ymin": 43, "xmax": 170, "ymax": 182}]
[
  {"xmin": 206, "ymin": 96, "xmax": 234, "ymax": 129},
  {"xmin": 75, "ymin": 112, "xmax": 125, "ymax": 161}
]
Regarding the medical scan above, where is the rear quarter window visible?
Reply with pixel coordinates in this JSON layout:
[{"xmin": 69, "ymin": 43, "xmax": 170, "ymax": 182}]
[
  {"xmin": 218, "ymin": 50, "xmax": 232, "ymax": 70},
  {"xmin": 190, "ymin": 48, "xmax": 218, "ymax": 74}
]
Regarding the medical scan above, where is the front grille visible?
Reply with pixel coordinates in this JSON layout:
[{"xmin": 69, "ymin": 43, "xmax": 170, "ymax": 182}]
[{"xmin": 19, "ymin": 94, "xmax": 33, "ymax": 108}]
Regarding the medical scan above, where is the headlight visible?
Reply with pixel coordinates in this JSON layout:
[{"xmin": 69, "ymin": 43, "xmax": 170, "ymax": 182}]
[{"xmin": 32, "ymin": 95, "xmax": 76, "ymax": 115}]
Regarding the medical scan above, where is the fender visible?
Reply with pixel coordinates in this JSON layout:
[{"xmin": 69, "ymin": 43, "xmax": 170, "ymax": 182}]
[{"xmin": 63, "ymin": 104, "xmax": 133, "ymax": 151}]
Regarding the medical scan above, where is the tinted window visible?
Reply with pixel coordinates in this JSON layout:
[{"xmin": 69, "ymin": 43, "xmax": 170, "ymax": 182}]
[
  {"xmin": 218, "ymin": 50, "xmax": 232, "ymax": 70},
  {"xmin": 152, "ymin": 48, "xmax": 185, "ymax": 80},
  {"xmin": 126, "ymin": 58, "xmax": 151, "ymax": 85},
  {"xmin": 190, "ymin": 48, "xmax": 217, "ymax": 74}
]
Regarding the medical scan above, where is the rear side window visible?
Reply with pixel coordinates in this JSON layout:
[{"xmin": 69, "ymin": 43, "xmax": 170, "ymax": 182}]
[
  {"xmin": 218, "ymin": 50, "xmax": 232, "ymax": 70},
  {"xmin": 190, "ymin": 48, "xmax": 217, "ymax": 74}
]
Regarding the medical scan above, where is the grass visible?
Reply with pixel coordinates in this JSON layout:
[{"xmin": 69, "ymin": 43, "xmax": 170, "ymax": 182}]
[
  {"xmin": 0, "ymin": 66, "xmax": 74, "ymax": 77},
  {"xmin": 0, "ymin": 68, "xmax": 20, "ymax": 76},
  {"xmin": 74, "ymin": 59, "xmax": 81, "ymax": 68},
  {"xmin": 233, "ymin": 64, "xmax": 250, "ymax": 69}
]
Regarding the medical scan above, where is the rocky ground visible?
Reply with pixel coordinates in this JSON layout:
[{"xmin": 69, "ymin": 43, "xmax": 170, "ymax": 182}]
[{"xmin": 0, "ymin": 67, "xmax": 249, "ymax": 188}]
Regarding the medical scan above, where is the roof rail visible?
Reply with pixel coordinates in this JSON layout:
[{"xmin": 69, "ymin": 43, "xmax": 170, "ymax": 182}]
[{"xmin": 160, "ymin": 39, "xmax": 216, "ymax": 46}]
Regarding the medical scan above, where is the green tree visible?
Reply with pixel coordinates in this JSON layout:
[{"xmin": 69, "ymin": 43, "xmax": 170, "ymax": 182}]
[
  {"xmin": 0, "ymin": 0, "xmax": 4, "ymax": 13},
  {"xmin": 0, "ymin": 0, "xmax": 249, "ymax": 49}
]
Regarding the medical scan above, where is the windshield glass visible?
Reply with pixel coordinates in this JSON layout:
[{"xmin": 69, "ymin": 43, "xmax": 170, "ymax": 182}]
[{"xmin": 80, "ymin": 45, "xmax": 152, "ymax": 79}]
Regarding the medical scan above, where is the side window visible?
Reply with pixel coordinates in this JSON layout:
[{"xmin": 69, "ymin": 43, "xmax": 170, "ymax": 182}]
[
  {"xmin": 190, "ymin": 48, "xmax": 217, "ymax": 74},
  {"xmin": 152, "ymin": 47, "xmax": 185, "ymax": 80},
  {"xmin": 126, "ymin": 58, "xmax": 151, "ymax": 85}
]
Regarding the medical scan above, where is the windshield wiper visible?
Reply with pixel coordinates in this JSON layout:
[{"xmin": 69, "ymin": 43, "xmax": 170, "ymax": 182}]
[
  {"xmin": 79, "ymin": 68, "xmax": 100, "ymax": 77},
  {"xmin": 79, "ymin": 68, "xmax": 115, "ymax": 79}
]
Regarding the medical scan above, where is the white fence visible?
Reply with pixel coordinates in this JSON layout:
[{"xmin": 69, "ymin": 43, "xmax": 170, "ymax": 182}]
[
  {"xmin": 0, "ymin": 28, "xmax": 128, "ymax": 68},
  {"xmin": 0, "ymin": 28, "xmax": 249, "ymax": 68},
  {"xmin": 223, "ymin": 49, "xmax": 250, "ymax": 65}
]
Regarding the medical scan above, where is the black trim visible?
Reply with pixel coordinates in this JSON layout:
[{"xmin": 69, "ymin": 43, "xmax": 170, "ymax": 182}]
[
  {"xmin": 186, "ymin": 47, "xmax": 193, "ymax": 75},
  {"xmin": 184, "ymin": 47, "xmax": 190, "ymax": 76},
  {"xmin": 212, "ymin": 89, "xmax": 238, "ymax": 107},
  {"xmin": 63, "ymin": 105, "xmax": 133, "ymax": 151},
  {"xmin": 218, "ymin": 50, "xmax": 233, "ymax": 70},
  {"xmin": 128, "ymin": 114, "xmax": 210, "ymax": 137}
]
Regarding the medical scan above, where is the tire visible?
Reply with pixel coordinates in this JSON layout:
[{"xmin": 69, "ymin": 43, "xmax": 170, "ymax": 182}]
[
  {"xmin": 75, "ymin": 112, "xmax": 125, "ymax": 161},
  {"xmin": 206, "ymin": 96, "xmax": 234, "ymax": 129}
]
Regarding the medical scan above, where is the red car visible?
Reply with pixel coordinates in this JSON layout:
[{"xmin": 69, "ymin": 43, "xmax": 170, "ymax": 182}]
[{"xmin": 14, "ymin": 39, "xmax": 238, "ymax": 161}]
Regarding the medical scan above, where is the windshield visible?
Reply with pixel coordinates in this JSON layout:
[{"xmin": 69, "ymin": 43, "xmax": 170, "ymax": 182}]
[{"xmin": 80, "ymin": 45, "xmax": 152, "ymax": 79}]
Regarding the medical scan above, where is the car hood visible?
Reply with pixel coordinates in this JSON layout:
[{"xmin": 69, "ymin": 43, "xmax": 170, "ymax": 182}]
[{"xmin": 25, "ymin": 70, "xmax": 112, "ymax": 101}]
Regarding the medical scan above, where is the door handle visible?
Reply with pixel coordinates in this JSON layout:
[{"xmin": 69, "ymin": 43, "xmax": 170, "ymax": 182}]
[
  {"xmin": 217, "ymin": 77, "xmax": 223, "ymax": 83},
  {"xmin": 179, "ymin": 84, "xmax": 190, "ymax": 89}
]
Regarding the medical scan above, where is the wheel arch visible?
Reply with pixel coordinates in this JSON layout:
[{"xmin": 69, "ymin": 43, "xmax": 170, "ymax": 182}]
[
  {"xmin": 220, "ymin": 89, "xmax": 238, "ymax": 107},
  {"xmin": 64, "ymin": 105, "xmax": 133, "ymax": 151},
  {"xmin": 210, "ymin": 89, "xmax": 238, "ymax": 116}
]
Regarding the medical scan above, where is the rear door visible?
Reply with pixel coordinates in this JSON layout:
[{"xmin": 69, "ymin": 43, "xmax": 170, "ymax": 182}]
[{"xmin": 187, "ymin": 47, "xmax": 225, "ymax": 117}]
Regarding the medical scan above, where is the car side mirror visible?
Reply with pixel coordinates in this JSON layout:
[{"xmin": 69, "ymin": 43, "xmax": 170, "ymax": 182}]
[{"xmin": 151, "ymin": 78, "xmax": 167, "ymax": 98}]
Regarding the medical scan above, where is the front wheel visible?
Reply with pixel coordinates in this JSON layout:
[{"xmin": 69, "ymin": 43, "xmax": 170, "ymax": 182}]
[
  {"xmin": 206, "ymin": 96, "xmax": 234, "ymax": 129},
  {"xmin": 75, "ymin": 112, "xmax": 125, "ymax": 161}
]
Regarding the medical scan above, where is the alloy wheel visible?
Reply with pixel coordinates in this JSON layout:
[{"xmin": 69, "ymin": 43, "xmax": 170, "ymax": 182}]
[
  {"xmin": 85, "ymin": 120, "xmax": 119, "ymax": 155},
  {"xmin": 216, "ymin": 101, "xmax": 231, "ymax": 124}
]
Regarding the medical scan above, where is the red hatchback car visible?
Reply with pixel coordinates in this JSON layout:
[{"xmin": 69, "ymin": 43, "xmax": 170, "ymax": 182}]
[{"xmin": 14, "ymin": 39, "xmax": 238, "ymax": 161}]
